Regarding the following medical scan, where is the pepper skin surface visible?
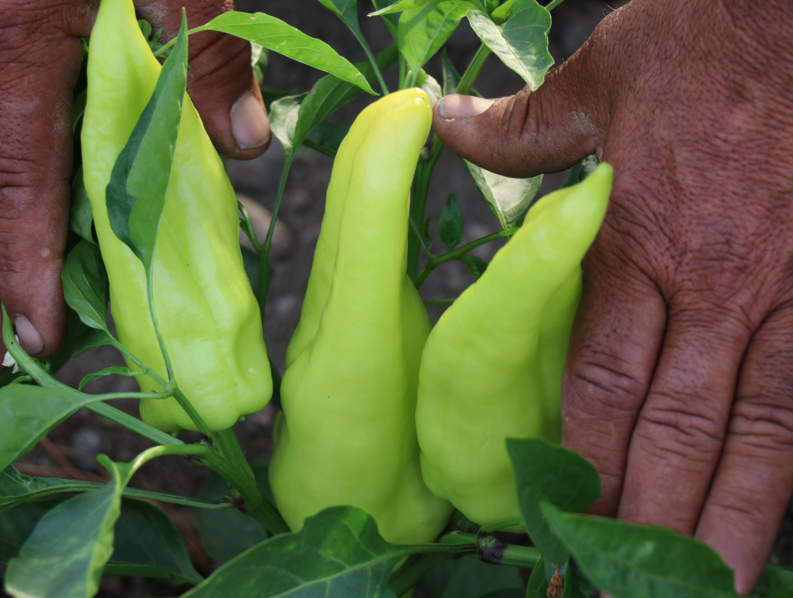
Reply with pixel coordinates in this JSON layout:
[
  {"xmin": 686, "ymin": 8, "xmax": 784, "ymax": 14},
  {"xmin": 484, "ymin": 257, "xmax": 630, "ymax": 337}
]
[
  {"xmin": 269, "ymin": 89, "xmax": 453, "ymax": 545},
  {"xmin": 81, "ymin": 0, "xmax": 272, "ymax": 433},
  {"xmin": 415, "ymin": 164, "xmax": 613, "ymax": 525}
]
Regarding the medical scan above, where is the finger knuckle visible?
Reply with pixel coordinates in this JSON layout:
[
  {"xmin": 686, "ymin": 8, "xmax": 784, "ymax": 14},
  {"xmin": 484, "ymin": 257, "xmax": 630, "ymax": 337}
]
[
  {"xmin": 564, "ymin": 351, "xmax": 645, "ymax": 419},
  {"xmin": 188, "ymin": 28, "xmax": 250, "ymax": 93},
  {"xmin": 730, "ymin": 394, "xmax": 793, "ymax": 453},
  {"xmin": 636, "ymin": 393, "xmax": 724, "ymax": 463}
]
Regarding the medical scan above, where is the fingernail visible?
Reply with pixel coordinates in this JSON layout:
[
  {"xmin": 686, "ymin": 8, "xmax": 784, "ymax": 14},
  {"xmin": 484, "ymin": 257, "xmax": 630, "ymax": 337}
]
[
  {"xmin": 231, "ymin": 91, "xmax": 270, "ymax": 150},
  {"xmin": 438, "ymin": 95, "xmax": 495, "ymax": 119},
  {"xmin": 12, "ymin": 315, "xmax": 43, "ymax": 356}
]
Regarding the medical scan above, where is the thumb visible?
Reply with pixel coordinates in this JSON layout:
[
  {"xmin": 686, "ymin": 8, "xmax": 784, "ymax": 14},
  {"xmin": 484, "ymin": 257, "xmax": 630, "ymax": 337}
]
[{"xmin": 433, "ymin": 46, "xmax": 607, "ymax": 178}]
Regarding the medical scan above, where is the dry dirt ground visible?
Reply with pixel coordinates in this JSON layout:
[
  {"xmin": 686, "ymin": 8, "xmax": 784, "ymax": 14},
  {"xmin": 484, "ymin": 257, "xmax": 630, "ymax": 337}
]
[{"xmin": 6, "ymin": 1, "xmax": 792, "ymax": 596}]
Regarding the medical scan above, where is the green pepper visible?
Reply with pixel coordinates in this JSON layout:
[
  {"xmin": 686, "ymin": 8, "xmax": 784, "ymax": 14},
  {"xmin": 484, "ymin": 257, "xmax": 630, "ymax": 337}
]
[
  {"xmin": 415, "ymin": 164, "xmax": 613, "ymax": 525},
  {"xmin": 81, "ymin": 0, "xmax": 272, "ymax": 433},
  {"xmin": 269, "ymin": 89, "xmax": 453, "ymax": 545}
]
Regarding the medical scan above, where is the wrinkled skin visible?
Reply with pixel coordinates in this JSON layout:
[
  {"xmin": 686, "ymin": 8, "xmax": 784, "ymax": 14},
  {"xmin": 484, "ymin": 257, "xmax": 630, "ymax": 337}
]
[
  {"xmin": 0, "ymin": 0, "xmax": 269, "ymax": 360},
  {"xmin": 434, "ymin": 0, "xmax": 793, "ymax": 594}
]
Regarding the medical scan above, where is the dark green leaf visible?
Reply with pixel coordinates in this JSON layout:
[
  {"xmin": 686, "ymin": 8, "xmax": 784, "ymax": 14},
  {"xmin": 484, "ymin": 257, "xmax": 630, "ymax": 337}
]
[
  {"xmin": 525, "ymin": 555, "xmax": 548, "ymax": 598},
  {"xmin": 466, "ymin": 2, "xmax": 552, "ymax": 91},
  {"xmin": 439, "ymin": 193, "xmax": 464, "ymax": 251},
  {"xmin": 422, "ymin": 217, "xmax": 432, "ymax": 245},
  {"xmin": 73, "ymin": 327, "xmax": 113, "ymax": 358},
  {"xmin": 317, "ymin": 0, "xmax": 362, "ymax": 35},
  {"xmin": 295, "ymin": 46, "xmax": 398, "ymax": 149},
  {"xmin": 0, "ymin": 498, "xmax": 55, "ymax": 564},
  {"xmin": 62, "ymin": 240, "xmax": 109, "ymax": 331},
  {"xmin": 457, "ymin": 253, "xmax": 488, "ymax": 278},
  {"xmin": 421, "ymin": 557, "xmax": 523, "ymax": 598},
  {"xmin": 252, "ymin": 42, "xmax": 268, "ymax": 86},
  {"xmin": 370, "ymin": 0, "xmax": 400, "ymax": 37},
  {"xmin": 463, "ymin": 159, "xmax": 542, "ymax": 230},
  {"xmin": 0, "ymin": 468, "xmax": 97, "ymax": 515},
  {"xmin": 541, "ymin": 503, "xmax": 740, "ymax": 598},
  {"xmin": 106, "ymin": 12, "xmax": 188, "ymax": 271},
  {"xmin": 507, "ymin": 438, "xmax": 600, "ymax": 565},
  {"xmin": 72, "ymin": 89, "xmax": 87, "ymax": 133},
  {"xmin": 4, "ymin": 458, "xmax": 131, "ymax": 598},
  {"xmin": 48, "ymin": 308, "xmax": 94, "ymax": 373},
  {"xmin": 0, "ymin": 384, "xmax": 106, "ymax": 472},
  {"xmin": 304, "ymin": 122, "xmax": 351, "ymax": 157},
  {"xmin": 78, "ymin": 366, "xmax": 141, "ymax": 391},
  {"xmin": 106, "ymin": 499, "xmax": 202, "ymax": 584},
  {"xmin": 398, "ymin": 1, "xmax": 469, "ymax": 76},
  {"xmin": 480, "ymin": 591, "xmax": 525, "ymax": 598},
  {"xmin": 201, "ymin": 12, "xmax": 375, "ymax": 95},
  {"xmin": 562, "ymin": 560, "xmax": 594, "ymax": 598},
  {"xmin": 194, "ymin": 463, "xmax": 271, "ymax": 563},
  {"xmin": 183, "ymin": 506, "xmax": 410, "ymax": 597},
  {"xmin": 757, "ymin": 564, "xmax": 793, "ymax": 598}
]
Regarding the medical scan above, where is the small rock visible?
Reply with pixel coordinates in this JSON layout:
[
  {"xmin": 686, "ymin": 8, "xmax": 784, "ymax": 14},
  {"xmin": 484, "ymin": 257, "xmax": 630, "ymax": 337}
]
[{"xmin": 238, "ymin": 194, "xmax": 298, "ymax": 261}]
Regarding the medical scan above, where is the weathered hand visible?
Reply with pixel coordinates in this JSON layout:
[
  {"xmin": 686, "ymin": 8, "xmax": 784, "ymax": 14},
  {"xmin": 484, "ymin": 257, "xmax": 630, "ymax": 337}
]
[
  {"xmin": 0, "ymin": 0, "xmax": 269, "ymax": 359},
  {"xmin": 433, "ymin": 0, "xmax": 793, "ymax": 592}
]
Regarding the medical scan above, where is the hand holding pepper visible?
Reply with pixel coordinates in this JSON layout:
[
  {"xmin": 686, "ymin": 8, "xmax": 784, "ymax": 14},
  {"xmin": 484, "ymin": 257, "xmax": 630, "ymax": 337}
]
[
  {"xmin": 433, "ymin": 0, "xmax": 793, "ymax": 593},
  {"xmin": 0, "ymin": 0, "xmax": 270, "ymax": 361}
]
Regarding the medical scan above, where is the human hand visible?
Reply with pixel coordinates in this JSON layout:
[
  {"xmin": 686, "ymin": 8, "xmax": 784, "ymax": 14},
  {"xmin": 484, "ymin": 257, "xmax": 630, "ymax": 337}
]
[
  {"xmin": 0, "ymin": 0, "xmax": 269, "ymax": 361},
  {"xmin": 432, "ymin": 0, "xmax": 793, "ymax": 593}
]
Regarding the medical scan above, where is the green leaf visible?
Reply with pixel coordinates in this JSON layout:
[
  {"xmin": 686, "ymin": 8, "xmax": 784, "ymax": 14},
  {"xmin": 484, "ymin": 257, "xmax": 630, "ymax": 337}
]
[
  {"xmin": 61, "ymin": 240, "xmax": 109, "ymax": 332},
  {"xmin": 371, "ymin": 0, "xmax": 482, "ymax": 16},
  {"xmin": 0, "ymin": 468, "xmax": 97, "ymax": 515},
  {"xmin": 370, "ymin": 0, "xmax": 400, "ymax": 37},
  {"xmin": 466, "ymin": 3, "xmax": 553, "ymax": 91},
  {"xmin": 304, "ymin": 122, "xmax": 351, "ymax": 157},
  {"xmin": 1, "ymin": 497, "xmax": 202, "ymax": 589},
  {"xmin": 183, "ymin": 506, "xmax": 411, "ymax": 597},
  {"xmin": 0, "ymin": 384, "xmax": 106, "ymax": 472},
  {"xmin": 541, "ymin": 503, "xmax": 740, "ymax": 598},
  {"xmin": 398, "ymin": 1, "xmax": 469, "ymax": 76},
  {"xmin": 463, "ymin": 160, "xmax": 543, "ymax": 230},
  {"xmin": 295, "ymin": 46, "xmax": 398, "ymax": 149},
  {"xmin": 457, "ymin": 253, "xmax": 488, "ymax": 278},
  {"xmin": 525, "ymin": 555, "xmax": 548, "ymax": 597},
  {"xmin": 317, "ymin": 0, "xmax": 363, "ymax": 35},
  {"xmin": 0, "ymin": 498, "xmax": 55, "ymax": 564},
  {"xmin": 201, "ymin": 12, "xmax": 375, "ymax": 95},
  {"xmin": 269, "ymin": 93, "xmax": 308, "ymax": 156},
  {"xmin": 757, "ymin": 564, "xmax": 793, "ymax": 598},
  {"xmin": 507, "ymin": 439, "xmax": 600, "ymax": 565},
  {"xmin": 78, "ymin": 365, "xmax": 142, "ymax": 391},
  {"xmin": 105, "ymin": 498, "xmax": 202, "ymax": 585},
  {"xmin": 421, "ymin": 557, "xmax": 523, "ymax": 598},
  {"xmin": 106, "ymin": 12, "xmax": 188, "ymax": 272},
  {"xmin": 194, "ymin": 463, "xmax": 271, "ymax": 563},
  {"xmin": 73, "ymin": 327, "xmax": 113, "ymax": 358},
  {"xmin": 4, "ymin": 457, "xmax": 132, "ymax": 598},
  {"xmin": 70, "ymin": 168, "xmax": 94, "ymax": 243},
  {"xmin": 439, "ymin": 193, "xmax": 464, "ymax": 251}
]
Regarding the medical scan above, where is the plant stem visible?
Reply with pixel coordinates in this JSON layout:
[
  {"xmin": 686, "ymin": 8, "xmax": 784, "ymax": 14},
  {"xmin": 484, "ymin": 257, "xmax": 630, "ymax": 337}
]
[
  {"xmin": 455, "ymin": 43, "xmax": 491, "ymax": 96},
  {"xmin": 493, "ymin": 545, "xmax": 542, "ymax": 568},
  {"xmin": 545, "ymin": 0, "xmax": 567, "ymax": 10},
  {"xmin": 352, "ymin": 30, "xmax": 389, "ymax": 95},
  {"xmin": 407, "ymin": 136, "xmax": 444, "ymax": 279},
  {"xmin": 406, "ymin": 43, "xmax": 491, "ymax": 281},
  {"xmin": 414, "ymin": 226, "xmax": 519, "ymax": 289},
  {"xmin": 388, "ymin": 553, "xmax": 456, "ymax": 597},
  {"xmin": 86, "ymin": 402, "xmax": 183, "ymax": 446},
  {"xmin": 259, "ymin": 153, "xmax": 296, "ymax": 315},
  {"xmin": 204, "ymin": 428, "xmax": 290, "ymax": 535},
  {"xmin": 423, "ymin": 299, "xmax": 454, "ymax": 308}
]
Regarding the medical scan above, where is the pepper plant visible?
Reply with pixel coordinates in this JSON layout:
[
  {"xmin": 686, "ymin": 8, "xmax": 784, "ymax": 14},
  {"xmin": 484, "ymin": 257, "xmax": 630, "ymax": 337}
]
[{"xmin": 0, "ymin": 0, "xmax": 791, "ymax": 597}]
